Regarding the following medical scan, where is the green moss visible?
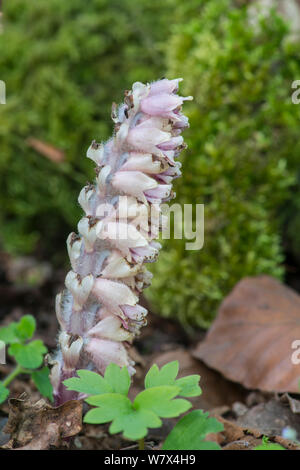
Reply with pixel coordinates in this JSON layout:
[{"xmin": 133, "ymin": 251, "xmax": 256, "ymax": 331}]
[
  {"xmin": 146, "ymin": 0, "xmax": 300, "ymax": 328},
  {"xmin": 0, "ymin": 0, "xmax": 176, "ymax": 261}
]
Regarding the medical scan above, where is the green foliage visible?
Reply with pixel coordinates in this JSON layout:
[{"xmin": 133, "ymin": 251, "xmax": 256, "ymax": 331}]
[
  {"xmin": 31, "ymin": 366, "xmax": 53, "ymax": 402},
  {"xmin": 8, "ymin": 340, "xmax": 47, "ymax": 369},
  {"xmin": 0, "ymin": 315, "xmax": 52, "ymax": 403},
  {"xmin": 64, "ymin": 363, "xmax": 130, "ymax": 396},
  {"xmin": 162, "ymin": 409, "xmax": 223, "ymax": 450},
  {"xmin": 254, "ymin": 436, "xmax": 285, "ymax": 450},
  {"xmin": 147, "ymin": 0, "xmax": 300, "ymax": 328},
  {"xmin": 144, "ymin": 361, "xmax": 201, "ymax": 397},
  {"xmin": 0, "ymin": 314, "xmax": 35, "ymax": 344},
  {"xmin": 64, "ymin": 361, "xmax": 220, "ymax": 447},
  {"xmin": 284, "ymin": 182, "xmax": 300, "ymax": 264},
  {"xmin": 85, "ymin": 386, "xmax": 191, "ymax": 440},
  {"xmin": 0, "ymin": 0, "xmax": 177, "ymax": 260},
  {"xmin": 86, "ymin": 393, "xmax": 162, "ymax": 441}
]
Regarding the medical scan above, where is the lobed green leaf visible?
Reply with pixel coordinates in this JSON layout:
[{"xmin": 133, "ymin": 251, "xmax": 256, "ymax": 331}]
[
  {"xmin": 134, "ymin": 385, "xmax": 191, "ymax": 418},
  {"xmin": 163, "ymin": 409, "xmax": 224, "ymax": 450},
  {"xmin": 0, "ymin": 315, "xmax": 36, "ymax": 345},
  {"xmin": 104, "ymin": 363, "xmax": 131, "ymax": 396},
  {"xmin": 64, "ymin": 369, "xmax": 112, "ymax": 396},
  {"xmin": 8, "ymin": 340, "xmax": 47, "ymax": 369},
  {"xmin": 16, "ymin": 315, "xmax": 36, "ymax": 341},
  {"xmin": 145, "ymin": 361, "xmax": 201, "ymax": 398}
]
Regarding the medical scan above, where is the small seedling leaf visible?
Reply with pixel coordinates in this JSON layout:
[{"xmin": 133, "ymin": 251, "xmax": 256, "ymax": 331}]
[
  {"xmin": 0, "ymin": 383, "xmax": 9, "ymax": 404},
  {"xmin": 16, "ymin": 315, "xmax": 36, "ymax": 341},
  {"xmin": 31, "ymin": 366, "xmax": 53, "ymax": 401},
  {"xmin": 163, "ymin": 409, "xmax": 224, "ymax": 450},
  {"xmin": 0, "ymin": 322, "xmax": 20, "ymax": 345},
  {"xmin": 84, "ymin": 392, "xmax": 161, "ymax": 440},
  {"xmin": 144, "ymin": 361, "xmax": 201, "ymax": 398},
  {"xmin": 109, "ymin": 409, "xmax": 161, "ymax": 440},
  {"xmin": 134, "ymin": 385, "xmax": 191, "ymax": 418},
  {"xmin": 254, "ymin": 436, "xmax": 286, "ymax": 450},
  {"xmin": 64, "ymin": 369, "xmax": 112, "ymax": 396},
  {"xmin": 145, "ymin": 361, "xmax": 179, "ymax": 388},
  {"xmin": 8, "ymin": 340, "xmax": 47, "ymax": 369},
  {"xmin": 84, "ymin": 393, "xmax": 132, "ymax": 423},
  {"xmin": 104, "ymin": 363, "xmax": 131, "ymax": 395},
  {"xmin": 175, "ymin": 375, "xmax": 202, "ymax": 397}
]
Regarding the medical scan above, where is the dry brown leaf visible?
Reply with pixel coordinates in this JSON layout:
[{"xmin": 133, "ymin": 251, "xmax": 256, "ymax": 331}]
[
  {"xmin": 27, "ymin": 138, "xmax": 65, "ymax": 163},
  {"xmin": 2, "ymin": 396, "xmax": 82, "ymax": 450},
  {"xmin": 236, "ymin": 399, "xmax": 300, "ymax": 436},
  {"xmin": 280, "ymin": 393, "xmax": 300, "ymax": 414},
  {"xmin": 194, "ymin": 276, "xmax": 300, "ymax": 393},
  {"xmin": 209, "ymin": 414, "xmax": 299, "ymax": 450}
]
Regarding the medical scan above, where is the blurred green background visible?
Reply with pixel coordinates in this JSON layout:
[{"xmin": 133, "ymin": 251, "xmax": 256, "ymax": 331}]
[{"xmin": 0, "ymin": 0, "xmax": 299, "ymax": 328}]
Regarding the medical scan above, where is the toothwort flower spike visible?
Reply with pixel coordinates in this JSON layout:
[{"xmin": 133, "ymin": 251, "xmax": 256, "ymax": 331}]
[{"xmin": 50, "ymin": 79, "xmax": 192, "ymax": 405}]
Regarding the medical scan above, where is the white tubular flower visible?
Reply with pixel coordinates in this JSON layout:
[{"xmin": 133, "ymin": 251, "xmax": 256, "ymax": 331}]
[
  {"xmin": 78, "ymin": 185, "xmax": 96, "ymax": 215},
  {"xmin": 66, "ymin": 233, "xmax": 83, "ymax": 271},
  {"xmin": 59, "ymin": 332, "xmax": 83, "ymax": 370},
  {"xmin": 87, "ymin": 316, "xmax": 134, "ymax": 342},
  {"xmin": 50, "ymin": 78, "xmax": 191, "ymax": 405},
  {"xmin": 77, "ymin": 216, "xmax": 101, "ymax": 253},
  {"xmin": 86, "ymin": 141, "xmax": 105, "ymax": 165}
]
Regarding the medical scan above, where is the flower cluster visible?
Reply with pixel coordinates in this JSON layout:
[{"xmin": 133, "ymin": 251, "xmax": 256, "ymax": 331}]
[{"xmin": 50, "ymin": 79, "xmax": 191, "ymax": 405}]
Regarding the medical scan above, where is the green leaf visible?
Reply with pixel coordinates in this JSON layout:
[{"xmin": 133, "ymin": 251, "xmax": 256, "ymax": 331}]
[
  {"xmin": 134, "ymin": 386, "xmax": 191, "ymax": 418},
  {"xmin": 254, "ymin": 436, "xmax": 286, "ymax": 450},
  {"xmin": 254, "ymin": 443, "xmax": 285, "ymax": 450},
  {"xmin": 144, "ymin": 361, "xmax": 201, "ymax": 398},
  {"xmin": 0, "ymin": 383, "xmax": 9, "ymax": 404},
  {"xmin": 145, "ymin": 361, "xmax": 179, "ymax": 388},
  {"xmin": 84, "ymin": 393, "xmax": 161, "ymax": 440},
  {"xmin": 8, "ymin": 340, "xmax": 47, "ymax": 369},
  {"xmin": 110, "ymin": 409, "xmax": 161, "ymax": 441},
  {"xmin": 0, "ymin": 322, "xmax": 20, "ymax": 345},
  {"xmin": 175, "ymin": 375, "xmax": 202, "ymax": 397},
  {"xmin": 163, "ymin": 410, "xmax": 224, "ymax": 450},
  {"xmin": 31, "ymin": 367, "xmax": 53, "ymax": 402},
  {"xmin": 0, "ymin": 315, "xmax": 36, "ymax": 345},
  {"xmin": 85, "ymin": 393, "xmax": 132, "ymax": 423},
  {"xmin": 16, "ymin": 315, "xmax": 36, "ymax": 341},
  {"xmin": 64, "ymin": 369, "xmax": 112, "ymax": 396},
  {"xmin": 104, "ymin": 363, "xmax": 131, "ymax": 396}
]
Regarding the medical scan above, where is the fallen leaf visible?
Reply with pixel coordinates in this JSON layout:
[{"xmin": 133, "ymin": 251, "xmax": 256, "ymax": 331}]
[
  {"xmin": 209, "ymin": 414, "xmax": 299, "ymax": 450},
  {"xmin": 2, "ymin": 396, "xmax": 82, "ymax": 450},
  {"xmin": 280, "ymin": 393, "xmax": 300, "ymax": 414},
  {"xmin": 194, "ymin": 276, "xmax": 300, "ymax": 393},
  {"xmin": 235, "ymin": 399, "xmax": 300, "ymax": 437}
]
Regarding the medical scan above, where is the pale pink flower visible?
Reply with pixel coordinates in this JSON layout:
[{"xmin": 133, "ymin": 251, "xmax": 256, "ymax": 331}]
[{"xmin": 50, "ymin": 78, "xmax": 191, "ymax": 405}]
